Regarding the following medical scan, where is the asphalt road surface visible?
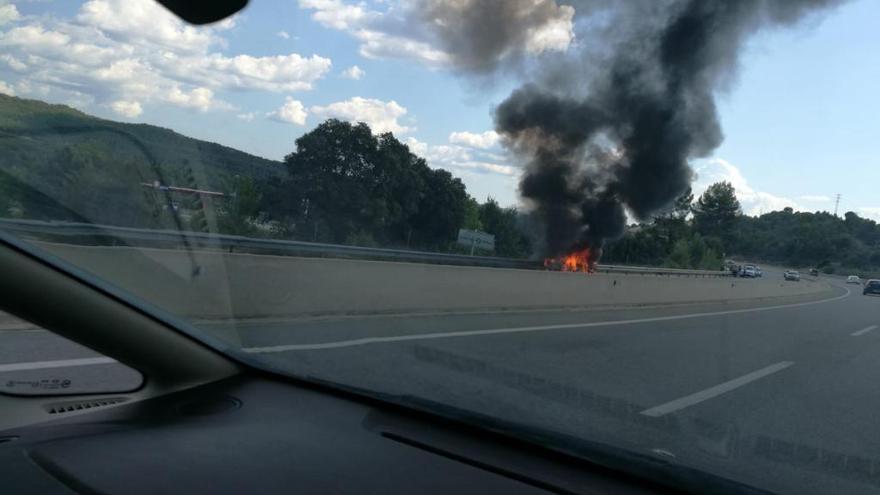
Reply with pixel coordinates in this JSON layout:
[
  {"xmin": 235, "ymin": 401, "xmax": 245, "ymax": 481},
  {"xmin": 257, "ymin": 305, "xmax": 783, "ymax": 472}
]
[{"xmin": 3, "ymin": 271, "xmax": 880, "ymax": 494}]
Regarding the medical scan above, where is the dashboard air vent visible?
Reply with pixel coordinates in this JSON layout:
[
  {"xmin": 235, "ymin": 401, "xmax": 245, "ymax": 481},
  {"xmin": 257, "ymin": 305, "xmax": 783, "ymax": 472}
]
[{"xmin": 45, "ymin": 397, "xmax": 128, "ymax": 415}]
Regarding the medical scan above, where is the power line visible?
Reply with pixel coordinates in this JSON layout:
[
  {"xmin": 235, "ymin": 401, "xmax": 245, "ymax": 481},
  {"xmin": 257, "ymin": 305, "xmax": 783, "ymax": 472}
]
[
  {"xmin": 140, "ymin": 181, "xmax": 227, "ymax": 198},
  {"xmin": 833, "ymin": 193, "xmax": 841, "ymax": 217}
]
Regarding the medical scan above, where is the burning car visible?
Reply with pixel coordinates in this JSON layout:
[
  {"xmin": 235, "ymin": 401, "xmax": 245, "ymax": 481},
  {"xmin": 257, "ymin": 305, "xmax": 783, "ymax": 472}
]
[{"xmin": 544, "ymin": 247, "xmax": 598, "ymax": 273}]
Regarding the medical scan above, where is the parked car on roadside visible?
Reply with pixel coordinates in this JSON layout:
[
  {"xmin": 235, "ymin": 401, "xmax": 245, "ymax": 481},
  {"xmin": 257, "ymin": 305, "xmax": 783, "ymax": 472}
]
[
  {"xmin": 784, "ymin": 270, "xmax": 801, "ymax": 281},
  {"xmin": 864, "ymin": 280, "xmax": 880, "ymax": 296},
  {"xmin": 847, "ymin": 275, "xmax": 861, "ymax": 284},
  {"xmin": 741, "ymin": 265, "xmax": 758, "ymax": 278},
  {"xmin": 810, "ymin": 268, "xmax": 820, "ymax": 277}
]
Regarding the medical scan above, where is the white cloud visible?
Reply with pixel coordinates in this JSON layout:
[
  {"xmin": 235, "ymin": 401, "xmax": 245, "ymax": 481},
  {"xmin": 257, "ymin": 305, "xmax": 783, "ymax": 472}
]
[
  {"xmin": 0, "ymin": 3, "xmax": 20, "ymax": 25},
  {"xmin": 268, "ymin": 97, "xmax": 308, "ymax": 125},
  {"xmin": 0, "ymin": 0, "xmax": 332, "ymax": 116},
  {"xmin": 405, "ymin": 136, "xmax": 518, "ymax": 206},
  {"xmin": 426, "ymin": 143, "xmax": 472, "ymax": 163},
  {"xmin": 405, "ymin": 138, "xmax": 516, "ymax": 177},
  {"xmin": 236, "ymin": 112, "xmax": 257, "ymax": 121},
  {"xmin": 0, "ymin": 54, "xmax": 26, "ymax": 71},
  {"xmin": 161, "ymin": 52, "xmax": 332, "ymax": 93},
  {"xmin": 1, "ymin": 24, "xmax": 71, "ymax": 51},
  {"xmin": 299, "ymin": 0, "xmax": 367, "ymax": 30},
  {"xmin": 341, "ymin": 65, "xmax": 365, "ymax": 80},
  {"xmin": 693, "ymin": 158, "xmax": 800, "ymax": 216},
  {"xmin": 310, "ymin": 97, "xmax": 411, "ymax": 134},
  {"xmin": 110, "ymin": 99, "xmax": 142, "ymax": 118},
  {"xmin": 0, "ymin": 80, "xmax": 14, "ymax": 96},
  {"xmin": 354, "ymin": 28, "xmax": 451, "ymax": 67},
  {"xmin": 857, "ymin": 208, "xmax": 880, "ymax": 222},
  {"xmin": 76, "ymin": 0, "xmax": 217, "ymax": 53},
  {"xmin": 405, "ymin": 137, "xmax": 429, "ymax": 156},
  {"xmin": 799, "ymin": 195, "xmax": 832, "ymax": 202},
  {"xmin": 94, "ymin": 58, "xmax": 148, "ymax": 82},
  {"xmin": 277, "ymin": 30, "xmax": 290, "ymax": 39},
  {"xmin": 449, "ymin": 130, "xmax": 500, "ymax": 149},
  {"xmin": 165, "ymin": 86, "xmax": 226, "ymax": 111},
  {"xmin": 213, "ymin": 17, "xmax": 238, "ymax": 31},
  {"xmin": 449, "ymin": 160, "xmax": 517, "ymax": 176}
]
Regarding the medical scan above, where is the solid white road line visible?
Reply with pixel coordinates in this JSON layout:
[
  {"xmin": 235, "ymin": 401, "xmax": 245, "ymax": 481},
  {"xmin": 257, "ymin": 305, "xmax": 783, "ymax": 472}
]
[
  {"xmin": 851, "ymin": 325, "xmax": 878, "ymax": 337},
  {"xmin": 0, "ymin": 329, "xmax": 46, "ymax": 334},
  {"xmin": 639, "ymin": 361, "xmax": 795, "ymax": 417},
  {"xmin": 243, "ymin": 287, "xmax": 851, "ymax": 353},
  {"xmin": 0, "ymin": 357, "xmax": 116, "ymax": 373}
]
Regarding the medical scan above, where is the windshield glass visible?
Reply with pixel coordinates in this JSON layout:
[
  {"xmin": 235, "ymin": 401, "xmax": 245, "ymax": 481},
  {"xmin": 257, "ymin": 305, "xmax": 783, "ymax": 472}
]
[{"xmin": 1, "ymin": 0, "xmax": 879, "ymax": 493}]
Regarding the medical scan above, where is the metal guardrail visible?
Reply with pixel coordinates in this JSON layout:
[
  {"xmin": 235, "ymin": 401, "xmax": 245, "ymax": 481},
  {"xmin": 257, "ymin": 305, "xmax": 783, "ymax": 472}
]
[
  {"xmin": 0, "ymin": 218, "xmax": 732, "ymax": 277},
  {"xmin": 0, "ymin": 218, "xmax": 539, "ymax": 269},
  {"xmin": 597, "ymin": 264, "xmax": 732, "ymax": 277}
]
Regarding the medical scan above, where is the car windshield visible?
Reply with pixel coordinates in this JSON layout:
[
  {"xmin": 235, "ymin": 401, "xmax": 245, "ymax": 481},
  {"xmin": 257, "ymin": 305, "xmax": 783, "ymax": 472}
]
[{"xmin": 1, "ymin": 1, "xmax": 879, "ymax": 493}]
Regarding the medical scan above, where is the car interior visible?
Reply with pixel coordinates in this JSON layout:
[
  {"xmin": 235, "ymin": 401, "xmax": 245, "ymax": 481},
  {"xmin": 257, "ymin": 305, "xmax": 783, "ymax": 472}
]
[
  {"xmin": 2, "ymin": 1, "xmax": 871, "ymax": 494},
  {"xmin": 0, "ymin": 216, "xmax": 760, "ymax": 494}
]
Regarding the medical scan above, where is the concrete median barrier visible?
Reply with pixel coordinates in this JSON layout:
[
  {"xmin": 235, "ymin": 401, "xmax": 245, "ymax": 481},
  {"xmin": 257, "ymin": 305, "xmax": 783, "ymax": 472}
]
[{"xmin": 31, "ymin": 242, "xmax": 836, "ymax": 322}]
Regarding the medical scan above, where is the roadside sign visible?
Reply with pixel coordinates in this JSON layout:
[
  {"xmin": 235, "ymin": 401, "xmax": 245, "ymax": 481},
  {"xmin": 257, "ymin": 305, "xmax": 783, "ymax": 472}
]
[{"xmin": 457, "ymin": 229, "xmax": 495, "ymax": 254}]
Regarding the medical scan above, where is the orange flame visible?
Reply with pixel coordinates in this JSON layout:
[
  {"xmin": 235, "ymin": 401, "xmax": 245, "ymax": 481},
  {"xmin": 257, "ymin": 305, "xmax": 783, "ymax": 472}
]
[{"xmin": 544, "ymin": 247, "xmax": 594, "ymax": 273}]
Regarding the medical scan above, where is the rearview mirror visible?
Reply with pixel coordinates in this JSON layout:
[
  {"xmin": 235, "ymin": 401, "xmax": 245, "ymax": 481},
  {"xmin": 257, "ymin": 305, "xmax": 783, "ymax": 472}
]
[{"xmin": 155, "ymin": 0, "xmax": 248, "ymax": 25}]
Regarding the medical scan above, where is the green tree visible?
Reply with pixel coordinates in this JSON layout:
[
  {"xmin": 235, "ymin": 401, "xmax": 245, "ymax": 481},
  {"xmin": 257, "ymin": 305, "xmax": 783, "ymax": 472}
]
[
  {"xmin": 605, "ymin": 187, "xmax": 696, "ymax": 265},
  {"xmin": 602, "ymin": 185, "xmax": 880, "ymax": 276},
  {"xmin": 281, "ymin": 119, "xmax": 475, "ymax": 249},
  {"xmin": 19, "ymin": 144, "xmax": 160, "ymax": 227},
  {"xmin": 602, "ymin": 227, "xmax": 665, "ymax": 266},
  {"xmin": 654, "ymin": 187, "xmax": 695, "ymax": 249},
  {"xmin": 693, "ymin": 181, "xmax": 741, "ymax": 243},
  {"xmin": 478, "ymin": 198, "xmax": 532, "ymax": 258},
  {"xmin": 844, "ymin": 211, "xmax": 880, "ymax": 246},
  {"xmin": 179, "ymin": 166, "xmax": 209, "ymax": 232},
  {"xmin": 668, "ymin": 186, "xmax": 694, "ymax": 220},
  {"xmin": 283, "ymin": 119, "xmax": 383, "ymax": 242},
  {"xmin": 218, "ymin": 175, "xmax": 262, "ymax": 235},
  {"xmin": 664, "ymin": 234, "xmax": 721, "ymax": 270},
  {"xmin": 375, "ymin": 132, "xmax": 430, "ymax": 245},
  {"xmin": 462, "ymin": 197, "xmax": 483, "ymax": 231},
  {"xmin": 408, "ymin": 169, "xmax": 469, "ymax": 249}
]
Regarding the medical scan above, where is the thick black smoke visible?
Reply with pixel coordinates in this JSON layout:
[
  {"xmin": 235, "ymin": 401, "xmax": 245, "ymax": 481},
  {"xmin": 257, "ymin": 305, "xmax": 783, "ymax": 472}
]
[{"xmin": 486, "ymin": 0, "xmax": 844, "ymax": 257}]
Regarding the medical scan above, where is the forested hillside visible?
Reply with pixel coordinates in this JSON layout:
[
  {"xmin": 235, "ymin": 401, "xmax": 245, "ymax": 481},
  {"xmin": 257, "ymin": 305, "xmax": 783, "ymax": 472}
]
[
  {"xmin": 4, "ymin": 95, "xmax": 877, "ymax": 272},
  {"xmin": 604, "ymin": 182, "xmax": 880, "ymax": 276},
  {"xmin": 0, "ymin": 96, "xmax": 532, "ymax": 257},
  {"xmin": 0, "ymin": 94, "xmax": 285, "ymax": 229}
]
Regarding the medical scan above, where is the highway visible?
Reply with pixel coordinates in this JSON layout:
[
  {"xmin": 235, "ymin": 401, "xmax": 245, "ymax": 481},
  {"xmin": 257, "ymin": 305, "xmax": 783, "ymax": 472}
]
[{"xmin": 3, "ymin": 271, "xmax": 880, "ymax": 494}]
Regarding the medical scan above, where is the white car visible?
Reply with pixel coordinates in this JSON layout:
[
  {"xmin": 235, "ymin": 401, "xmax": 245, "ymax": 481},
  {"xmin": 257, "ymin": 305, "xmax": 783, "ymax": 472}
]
[
  {"xmin": 784, "ymin": 270, "xmax": 800, "ymax": 281},
  {"xmin": 847, "ymin": 275, "xmax": 861, "ymax": 284},
  {"xmin": 741, "ymin": 266, "xmax": 757, "ymax": 278}
]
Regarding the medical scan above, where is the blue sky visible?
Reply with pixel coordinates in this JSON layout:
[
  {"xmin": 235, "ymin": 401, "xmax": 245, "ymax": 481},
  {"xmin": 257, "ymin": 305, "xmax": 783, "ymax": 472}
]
[{"xmin": 0, "ymin": 0, "xmax": 877, "ymax": 220}]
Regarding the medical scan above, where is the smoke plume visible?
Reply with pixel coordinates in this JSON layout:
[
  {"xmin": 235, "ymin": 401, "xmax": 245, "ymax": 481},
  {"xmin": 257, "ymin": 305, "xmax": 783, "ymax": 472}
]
[
  {"xmin": 424, "ymin": 0, "xmax": 844, "ymax": 257},
  {"xmin": 417, "ymin": 0, "xmax": 577, "ymax": 73}
]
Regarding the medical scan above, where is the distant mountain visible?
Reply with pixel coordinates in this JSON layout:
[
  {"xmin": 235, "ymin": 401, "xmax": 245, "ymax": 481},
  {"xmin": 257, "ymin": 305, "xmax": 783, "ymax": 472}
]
[
  {"xmin": 0, "ymin": 95, "xmax": 285, "ymax": 227},
  {"xmin": 0, "ymin": 94, "xmax": 284, "ymax": 186}
]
